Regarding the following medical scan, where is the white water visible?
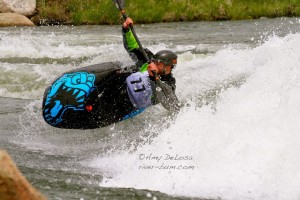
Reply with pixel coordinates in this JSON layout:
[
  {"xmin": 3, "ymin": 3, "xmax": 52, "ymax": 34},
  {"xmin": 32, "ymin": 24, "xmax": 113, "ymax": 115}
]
[
  {"xmin": 1, "ymin": 19, "xmax": 300, "ymax": 200},
  {"xmin": 0, "ymin": 26, "xmax": 138, "ymax": 99},
  {"xmin": 87, "ymin": 33, "xmax": 300, "ymax": 200}
]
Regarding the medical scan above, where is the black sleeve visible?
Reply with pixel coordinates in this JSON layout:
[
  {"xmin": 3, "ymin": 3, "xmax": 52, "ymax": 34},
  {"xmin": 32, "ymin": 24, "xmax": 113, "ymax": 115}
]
[{"xmin": 122, "ymin": 27, "xmax": 154, "ymax": 68}]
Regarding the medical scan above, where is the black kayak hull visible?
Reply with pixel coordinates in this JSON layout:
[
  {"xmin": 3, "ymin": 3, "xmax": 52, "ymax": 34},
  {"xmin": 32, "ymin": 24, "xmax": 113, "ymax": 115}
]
[{"xmin": 42, "ymin": 62, "xmax": 138, "ymax": 129}]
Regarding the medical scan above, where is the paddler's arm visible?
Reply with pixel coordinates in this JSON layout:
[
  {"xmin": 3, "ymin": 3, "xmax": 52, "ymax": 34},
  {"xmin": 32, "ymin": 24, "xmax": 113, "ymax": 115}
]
[{"xmin": 122, "ymin": 18, "xmax": 153, "ymax": 68}]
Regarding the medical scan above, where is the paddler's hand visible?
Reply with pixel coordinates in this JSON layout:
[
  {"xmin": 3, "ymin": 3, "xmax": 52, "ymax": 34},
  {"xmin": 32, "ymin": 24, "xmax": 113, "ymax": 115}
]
[
  {"xmin": 148, "ymin": 62, "xmax": 158, "ymax": 79},
  {"xmin": 123, "ymin": 17, "xmax": 133, "ymax": 29}
]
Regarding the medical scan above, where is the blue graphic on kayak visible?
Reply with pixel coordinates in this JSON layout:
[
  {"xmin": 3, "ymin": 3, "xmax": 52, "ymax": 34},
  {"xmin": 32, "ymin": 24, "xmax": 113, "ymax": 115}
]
[{"xmin": 43, "ymin": 72, "xmax": 96, "ymax": 126}]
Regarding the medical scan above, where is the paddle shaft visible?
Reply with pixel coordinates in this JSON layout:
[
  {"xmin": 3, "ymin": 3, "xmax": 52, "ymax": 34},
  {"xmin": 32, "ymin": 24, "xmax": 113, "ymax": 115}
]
[
  {"xmin": 114, "ymin": 1, "xmax": 162, "ymax": 82},
  {"xmin": 152, "ymin": 71, "xmax": 169, "ymax": 96},
  {"xmin": 114, "ymin": 0, "xmax": 149, "ymax": 62}
]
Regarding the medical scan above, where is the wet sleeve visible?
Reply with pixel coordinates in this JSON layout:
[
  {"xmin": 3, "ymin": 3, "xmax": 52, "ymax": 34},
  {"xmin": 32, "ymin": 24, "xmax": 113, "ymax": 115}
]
[
  {"xmin": 122, "ymin": 28, "xmax": 149, "ymax": 67},
  {"xmin": 122, "ymin": 28, "xmax": 139, "ymax": 51}
]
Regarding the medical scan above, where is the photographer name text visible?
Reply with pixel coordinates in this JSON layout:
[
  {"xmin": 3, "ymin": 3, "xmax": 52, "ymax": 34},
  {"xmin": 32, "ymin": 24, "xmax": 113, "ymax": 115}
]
[{"xmin": 138, "ymin": 153, "xmax": 195, "ymax": 170}]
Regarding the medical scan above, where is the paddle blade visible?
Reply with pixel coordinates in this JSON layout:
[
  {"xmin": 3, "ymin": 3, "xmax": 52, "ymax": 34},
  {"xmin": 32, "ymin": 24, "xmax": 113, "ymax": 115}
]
[
  {"xmin": 112, "ymin": 0, "xmax": 125, "ymax": 10},
  {"xmin": 155, "ymin": 81, "xmax": 180, "ymax": 112}
]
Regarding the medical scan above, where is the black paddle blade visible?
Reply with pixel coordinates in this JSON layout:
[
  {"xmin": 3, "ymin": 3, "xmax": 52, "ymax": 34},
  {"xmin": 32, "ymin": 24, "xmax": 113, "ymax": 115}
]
[
  {"xmin": 155, "ymin": 80, "xmax": 180, "ymax": 112},
  {"xmin": 112, "ymin": 0, "xmax": 125, "ymax": 10}
]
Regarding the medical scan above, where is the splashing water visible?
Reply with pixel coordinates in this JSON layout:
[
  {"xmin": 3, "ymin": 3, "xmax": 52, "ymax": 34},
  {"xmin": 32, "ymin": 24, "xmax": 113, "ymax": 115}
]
[
  {"xmin": 86, "ymin": 33, "xmax": 300, "ymax": 200},
  {"xmin": 1, "ymin": 19, "xmax": 300, "ymax": 200}
]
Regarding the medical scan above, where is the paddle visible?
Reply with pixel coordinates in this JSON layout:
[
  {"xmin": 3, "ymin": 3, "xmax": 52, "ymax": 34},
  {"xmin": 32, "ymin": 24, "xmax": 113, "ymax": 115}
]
[
  {"xmin": 112, "ymin": 0, "xmax": 180, "ymax": 112},
  {"xmin": 112, "ymin": 0, "xmax": 149, "ymax": 61},
  {"xmin": 152, "ymin": 72, "xmax": 181, "ymax": 112}
]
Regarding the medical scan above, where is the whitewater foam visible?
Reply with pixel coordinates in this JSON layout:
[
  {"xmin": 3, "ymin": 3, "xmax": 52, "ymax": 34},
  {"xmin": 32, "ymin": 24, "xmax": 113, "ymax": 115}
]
[{"xmin": 86, "ymin": 33, "xmax": 300, "ymax": 200}]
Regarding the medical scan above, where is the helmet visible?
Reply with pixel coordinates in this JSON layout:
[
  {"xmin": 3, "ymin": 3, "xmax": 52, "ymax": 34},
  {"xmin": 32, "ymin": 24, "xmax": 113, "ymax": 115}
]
[{"xmin": 154, "ymin": 50, "xmax": 178, "ymax": 67}]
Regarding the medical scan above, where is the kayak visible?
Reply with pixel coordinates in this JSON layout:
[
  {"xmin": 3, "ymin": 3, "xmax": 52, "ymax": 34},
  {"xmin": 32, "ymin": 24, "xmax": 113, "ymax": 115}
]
[{"xmin": 42, "ymin": 62, "xmax": 143, "ymax": 129}]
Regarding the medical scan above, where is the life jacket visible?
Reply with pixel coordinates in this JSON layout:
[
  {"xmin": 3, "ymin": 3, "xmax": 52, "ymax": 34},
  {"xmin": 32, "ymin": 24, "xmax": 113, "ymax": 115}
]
[{"xmin": 126, "ymin": 71, "xmax": 153, "ymax": 109}]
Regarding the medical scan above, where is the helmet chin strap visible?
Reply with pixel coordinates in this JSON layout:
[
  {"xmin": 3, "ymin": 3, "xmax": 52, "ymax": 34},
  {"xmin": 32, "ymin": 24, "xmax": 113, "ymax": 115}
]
[
  {"xmin": 162, "ymin": 65, "xmax": 167, "ymax": 75},
  {"xmin": 162, "ymin": 62, "xmax": 170, "ymax": 75}
]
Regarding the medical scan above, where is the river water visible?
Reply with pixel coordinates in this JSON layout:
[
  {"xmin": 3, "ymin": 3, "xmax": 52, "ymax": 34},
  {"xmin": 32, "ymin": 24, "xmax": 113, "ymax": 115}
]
[{"xmin": 0, "ymin": 17, "xmax": 300, "ymax": 200}]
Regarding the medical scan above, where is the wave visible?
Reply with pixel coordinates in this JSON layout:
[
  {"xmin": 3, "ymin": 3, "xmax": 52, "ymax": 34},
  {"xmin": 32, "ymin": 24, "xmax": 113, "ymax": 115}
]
[{"xmin": 86, "ymin": 33, "xmax": 300, "ymax": 200}]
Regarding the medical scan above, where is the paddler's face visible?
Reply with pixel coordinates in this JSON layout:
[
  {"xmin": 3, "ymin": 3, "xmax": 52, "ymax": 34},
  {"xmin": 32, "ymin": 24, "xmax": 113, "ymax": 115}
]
[{"xmin": 156, "ymin": 60, "xmax": 176, "ymax": 75}]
